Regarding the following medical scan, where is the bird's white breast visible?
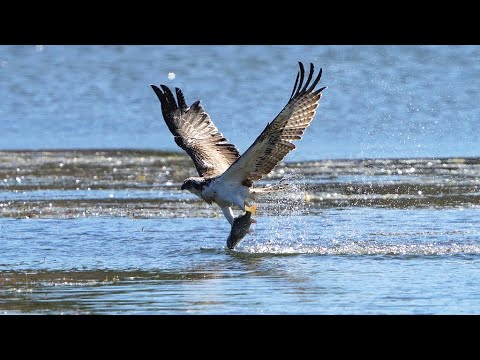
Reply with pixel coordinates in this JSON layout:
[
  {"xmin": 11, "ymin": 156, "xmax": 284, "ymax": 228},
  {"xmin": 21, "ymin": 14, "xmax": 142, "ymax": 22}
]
[{"xmin": 201, "ymin": 179, "xmax": 249, "ymax": 209}]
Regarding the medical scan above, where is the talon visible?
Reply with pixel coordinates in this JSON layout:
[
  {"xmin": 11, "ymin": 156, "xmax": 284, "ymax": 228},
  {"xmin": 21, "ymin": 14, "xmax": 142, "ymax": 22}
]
[
  {"xmin": 250, "ymin": 218, "xmax": 257, "ymax": 224},
  {"xmin": 244, "ymin": 204, "xmax": 257, "ymax": 215}
]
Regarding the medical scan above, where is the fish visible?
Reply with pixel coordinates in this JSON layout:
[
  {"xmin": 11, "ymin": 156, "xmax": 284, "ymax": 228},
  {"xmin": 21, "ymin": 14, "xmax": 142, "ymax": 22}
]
[{"xmin": 226, "ymin": 205, "xmax": 257, "ymax": 250}]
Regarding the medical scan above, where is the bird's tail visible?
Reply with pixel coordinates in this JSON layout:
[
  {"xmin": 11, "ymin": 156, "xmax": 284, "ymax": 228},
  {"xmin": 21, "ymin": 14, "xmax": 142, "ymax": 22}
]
[{"xmin": 251, "ymin": 179, "xmax": 290, "ymax": 194}]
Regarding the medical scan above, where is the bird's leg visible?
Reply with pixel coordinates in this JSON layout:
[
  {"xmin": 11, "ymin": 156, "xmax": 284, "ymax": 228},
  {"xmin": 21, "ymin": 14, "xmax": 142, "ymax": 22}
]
[
  {"xmin": 244, "ymin": 202, "xmax": 257, "ymax": 216},
  {"xmin": 244, "ymin": 202, "xmax": 257, "ymax": 234},
  {"xmin": 221, "ymin": 207, "xmax": 235, "ymax": 225}
]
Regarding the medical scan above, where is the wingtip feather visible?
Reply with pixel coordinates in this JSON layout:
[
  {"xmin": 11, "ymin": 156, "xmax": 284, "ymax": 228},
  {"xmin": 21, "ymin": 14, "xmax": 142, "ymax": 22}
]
[
  {"xmin": 297, "ymin": 62, "xmax": 305, "ymax": 95},
  {"xmin": 151, "ymin": 84, "xmax": 165, "ymax": 102},
  {"xmin": 306, "ymin": 66, "xmax": 323, "ymax": 93},
  {"xmin": 159, "ymin": 84, "xmax": 170, "ymax": 92},
  {"xmin": 175, "ymin": 87, "xmax": 188, "ymax": 111},
  {"xmin": 290, "ymin": 70, "xmax": 300, "ymax": 99},
  {"xmin": 301, "ymin": 63, "xmax": 315, "ymax": 93}
]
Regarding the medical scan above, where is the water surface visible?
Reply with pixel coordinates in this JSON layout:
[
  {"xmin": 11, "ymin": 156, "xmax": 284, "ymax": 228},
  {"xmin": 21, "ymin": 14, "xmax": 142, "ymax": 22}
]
[
  {"xmin": 1, "ymin": 45, "xmax": 479, "ymax": 159},
  {"xmin": 1, "ymin": 150, "xmax": 479, "ymax": 314},
  {"xmin": 1, "ymin": 45, "xmax": 480, "ymax": 314}
]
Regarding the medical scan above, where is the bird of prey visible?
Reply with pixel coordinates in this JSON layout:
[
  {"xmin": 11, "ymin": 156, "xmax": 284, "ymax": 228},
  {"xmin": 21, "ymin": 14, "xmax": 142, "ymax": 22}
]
[{"xmin": 151, "ymin": 62, "xmax": 326, "ymax": 233}]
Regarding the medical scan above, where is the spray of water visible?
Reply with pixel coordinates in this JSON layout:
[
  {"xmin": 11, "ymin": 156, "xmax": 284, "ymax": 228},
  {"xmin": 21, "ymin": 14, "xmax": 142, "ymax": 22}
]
[{"xmin": 237, "ymin": 173, "xmax": 314, "ymax": 253}]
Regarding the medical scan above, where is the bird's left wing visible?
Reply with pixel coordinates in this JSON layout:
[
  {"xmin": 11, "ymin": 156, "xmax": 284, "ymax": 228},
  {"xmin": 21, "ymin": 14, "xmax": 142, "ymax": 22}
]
[
  {"xmin": 220, "ymin": 62, "xmax": 326, "ymax": 185},
  {"xmin": 151, "ymin": 84, "xmax": 240, "ymax": 178}
]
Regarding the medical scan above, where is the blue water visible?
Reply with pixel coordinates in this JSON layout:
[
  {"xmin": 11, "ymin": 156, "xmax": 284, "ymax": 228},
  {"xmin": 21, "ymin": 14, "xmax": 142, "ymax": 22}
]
[
  {"xmin": 1, "ymin": 209, "xmax": 479, "ymax": 314},
  {"xmin": 1, "ymin": 45, "xmax": 480, "ymax": 314},
  {"xmin": 1, "ymin": 45, "xmax": 479, "ymax": 159}
]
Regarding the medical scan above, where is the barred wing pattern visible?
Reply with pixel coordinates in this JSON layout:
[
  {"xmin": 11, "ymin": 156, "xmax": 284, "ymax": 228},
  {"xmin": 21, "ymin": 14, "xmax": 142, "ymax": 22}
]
[
  {"xmin": 220, "ymin": 62, "xmax": 326, "ymax": 185},
  {"xmin": 151, "ymin": 85, "xmax": 241, "ymax": 178}
]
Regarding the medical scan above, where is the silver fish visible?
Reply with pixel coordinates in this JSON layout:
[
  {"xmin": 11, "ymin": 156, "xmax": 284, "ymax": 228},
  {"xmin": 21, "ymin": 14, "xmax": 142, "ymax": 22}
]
[{"xmin": 226, "ymin": 207, "xmax": 257, "ymax": 250}]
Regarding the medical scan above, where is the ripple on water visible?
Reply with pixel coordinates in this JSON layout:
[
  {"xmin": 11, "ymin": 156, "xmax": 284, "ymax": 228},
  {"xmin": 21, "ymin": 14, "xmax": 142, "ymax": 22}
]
[{"xmin": 1, "ymin": 152, "xmax": 480, "ymax": 314}]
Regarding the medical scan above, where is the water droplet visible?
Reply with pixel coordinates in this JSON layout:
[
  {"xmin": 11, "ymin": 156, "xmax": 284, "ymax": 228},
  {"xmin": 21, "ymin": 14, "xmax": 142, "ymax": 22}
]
[
  {"xmin": 168, "ymin": 72, "xmax": 176, "ymax": 80},
  {"xmin": 35, "ymin": 45, "xmax": 44, "ymax": 52}
]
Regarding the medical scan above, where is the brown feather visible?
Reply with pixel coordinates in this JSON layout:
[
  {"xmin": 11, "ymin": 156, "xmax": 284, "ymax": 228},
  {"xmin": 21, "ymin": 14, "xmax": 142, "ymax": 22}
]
[
  {"xmin": 220, "ymin": 62, "xmax": 326, "ymax": 184},
  {"xmin": 151, "ymin": 85, "xmax": 240, "ymax": 177}
]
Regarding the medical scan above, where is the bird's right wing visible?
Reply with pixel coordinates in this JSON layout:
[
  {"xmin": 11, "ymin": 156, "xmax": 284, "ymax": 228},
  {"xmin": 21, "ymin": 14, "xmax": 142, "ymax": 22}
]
[{"xmin": 151, "ymin": 84, "xmax": 241, "ymax": 178}]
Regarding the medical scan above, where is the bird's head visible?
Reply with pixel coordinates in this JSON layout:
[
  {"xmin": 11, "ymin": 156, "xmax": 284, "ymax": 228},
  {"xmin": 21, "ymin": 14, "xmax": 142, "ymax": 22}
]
[{"xmin": 181, "ymin": 177, "xmax": 204, "ymax": 195}]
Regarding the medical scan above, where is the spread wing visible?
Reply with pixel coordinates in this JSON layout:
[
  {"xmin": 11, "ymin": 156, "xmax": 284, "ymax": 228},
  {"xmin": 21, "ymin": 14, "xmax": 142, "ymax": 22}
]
[
  {"xmin": 220, "ymin": 62, "xmax": 326, "ymax": 185},
  {"xmin": 151, "ymin": 84, "xmax": 240, "ymax": 178}
]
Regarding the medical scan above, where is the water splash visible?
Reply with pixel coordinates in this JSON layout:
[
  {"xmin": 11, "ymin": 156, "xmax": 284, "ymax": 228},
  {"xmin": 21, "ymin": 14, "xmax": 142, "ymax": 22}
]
[
  {"xmin": 238, "ymin": 238, "xmax": 480, "ymax": 256},
  {"xmin": 239, "ymin": 175, "xmax": 313, "ymax": 251}
]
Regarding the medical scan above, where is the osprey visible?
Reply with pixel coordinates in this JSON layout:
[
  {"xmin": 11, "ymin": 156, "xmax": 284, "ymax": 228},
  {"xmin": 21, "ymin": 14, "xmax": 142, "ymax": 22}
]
[{"xmin": 151, "ymin": 62, "xmax": 326, "ymax": 228}]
